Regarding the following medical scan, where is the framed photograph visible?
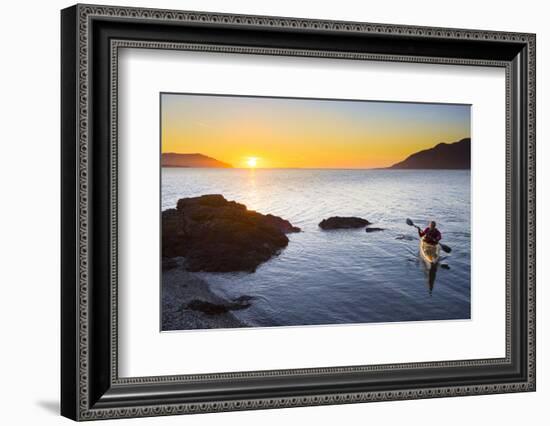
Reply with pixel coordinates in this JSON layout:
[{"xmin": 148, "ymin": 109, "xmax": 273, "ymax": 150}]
[{"xmin": 61, "ymin": 4, "xmax": 536, "ymax": 421}]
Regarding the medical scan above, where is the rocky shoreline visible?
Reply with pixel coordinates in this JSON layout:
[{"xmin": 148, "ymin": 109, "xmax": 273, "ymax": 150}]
[
  {"xmin": 161, "ymin": 195, "xmax": 304, "ymax": 330},
  {"xmin": 162, "ymin": 258, "xmax": 251, "ymax": 331},
  {"xmin": 162, "ymin": 194, "xmax": 300, "ymax": 273},
  {"xmin": 161, "ymin": 196, "xmax": 392, "ymax": 330}
]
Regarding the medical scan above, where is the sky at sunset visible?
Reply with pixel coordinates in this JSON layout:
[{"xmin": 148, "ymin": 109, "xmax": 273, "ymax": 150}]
[{"xmin": 161, "ymin": 93, "xmax": 470, "ymax": 169}]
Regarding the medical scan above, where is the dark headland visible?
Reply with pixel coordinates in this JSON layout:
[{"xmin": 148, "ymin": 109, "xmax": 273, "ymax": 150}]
[
  {"xmin": 389, "ymin": 138, "xmax": 471, "ymax": 169},
  {"xmin": 162, "ymin": 153, "xmax": 232, "ymax": 168}
]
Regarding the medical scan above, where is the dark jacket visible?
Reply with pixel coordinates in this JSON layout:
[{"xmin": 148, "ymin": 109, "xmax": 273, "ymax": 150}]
[{"xmin": 419, "ymin": 227, "xmax": 442, "ymax": 245}]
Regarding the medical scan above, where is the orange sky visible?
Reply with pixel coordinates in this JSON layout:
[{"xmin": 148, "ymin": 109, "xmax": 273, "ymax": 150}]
[{"xmin": 161, "ymin": 93, "xmax": 470, "ymax": 169}]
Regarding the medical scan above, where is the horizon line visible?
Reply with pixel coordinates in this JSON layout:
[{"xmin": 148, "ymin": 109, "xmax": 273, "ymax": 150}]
[{"xmin": 162, "ymin": 166, "xmax": 471, "ymax": 171}]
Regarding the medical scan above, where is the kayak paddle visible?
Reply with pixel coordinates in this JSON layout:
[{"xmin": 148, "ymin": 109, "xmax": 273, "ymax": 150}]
[{"xmin": 406, "ymin": 218, "xmax": 452, "ymax": 254}]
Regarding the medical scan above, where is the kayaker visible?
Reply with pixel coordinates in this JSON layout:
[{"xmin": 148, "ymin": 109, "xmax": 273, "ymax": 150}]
[{"xmin": 418, "ymin": 221, "xmax": 442, "ymax": 245}]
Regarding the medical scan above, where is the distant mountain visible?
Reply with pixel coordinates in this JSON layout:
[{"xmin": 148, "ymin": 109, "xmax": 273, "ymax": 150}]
[
  {"xmin": 162, "ymin": 153, "xmax": 232, "ymax": 168},
  {"xmin": 389, "ymin": 138, "xmax": 471, "ymax": 169}
]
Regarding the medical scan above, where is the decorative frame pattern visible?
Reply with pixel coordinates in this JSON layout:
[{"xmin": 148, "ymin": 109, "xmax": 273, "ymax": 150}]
[
  {"xmin": 61, "ymin": 4, "xmax": 536, "ymax": 421},
  {"xmin": 110, "ymin": 40, "xmax": 512, "ymax": 384}
]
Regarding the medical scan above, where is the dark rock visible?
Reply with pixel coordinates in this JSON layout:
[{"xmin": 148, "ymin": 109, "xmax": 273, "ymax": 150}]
[
  {"xmin": 162, "ymin": 194, "xmax": 300, "ymax": 272},
  {"xmin": 365, "ymin": 227, "xmax": 384, "ymax": 233},
  {"xmin": 185, "ymin": 297, "xmax": 253, "ymax": 315},
  {"xmin": 185, "ymin": 300, "xmax": 230, "ymax": 315},
  {"xmin": 318, "ymin": 216, "xmax": 370, "ymax": 230},
  {"xmin": 264, "ymin": 214, "xmax": 301, "ymax": 233},
  {"xmin": 231, "ymin": 295, "xmax": 255, "ymax": 304}
]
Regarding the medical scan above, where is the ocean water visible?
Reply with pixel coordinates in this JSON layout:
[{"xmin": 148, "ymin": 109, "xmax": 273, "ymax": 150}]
[{"xmin": 162, "ymin": 168, "xmax": 471, "ymax": 327}]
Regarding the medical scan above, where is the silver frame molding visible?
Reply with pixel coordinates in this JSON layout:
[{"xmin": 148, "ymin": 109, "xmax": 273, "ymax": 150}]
[{"xmin": 61, "ymin": 4, "xmax": 536, "ymax": 421}]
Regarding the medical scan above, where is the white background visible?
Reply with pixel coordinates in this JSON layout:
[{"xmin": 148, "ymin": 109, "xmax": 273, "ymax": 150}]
[
  {"xmin": 0, "ymin": 0, "xmax": 547, "ymax": 425},
  {"xmin": 119, "ymin": 49, "xmax": 506, "ymax": 377}
]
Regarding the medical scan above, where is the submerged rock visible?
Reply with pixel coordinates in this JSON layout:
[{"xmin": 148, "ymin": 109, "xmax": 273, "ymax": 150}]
[
  {"xmin": 185, "ymin": 296, "xmax": 254, "ymax": 315},
  {"xmin": 365, "ymin": 227, "xmax": 384, "ymax": 233},
  {"xmin": 318, "ymin": 216, "xmax": 370, "ymax": 230},
  {"xmin": 162, "ymin": 194, "xmax": 300, "ymax": 272}
]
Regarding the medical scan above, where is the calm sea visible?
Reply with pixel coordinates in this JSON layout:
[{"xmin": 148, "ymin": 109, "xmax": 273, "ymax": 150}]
[{"xmin": 162, "ymin": 168, "xmax": 471, "ymax": 326}]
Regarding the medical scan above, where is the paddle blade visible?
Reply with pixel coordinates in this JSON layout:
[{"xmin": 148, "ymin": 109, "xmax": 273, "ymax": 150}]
[
  {"xmin": 440, "ymin": 243, "xmax": 452, "ymax": 253},
  {"xmin": 406, "ymin": 218, "xmax": 414, "ymax": 226}
]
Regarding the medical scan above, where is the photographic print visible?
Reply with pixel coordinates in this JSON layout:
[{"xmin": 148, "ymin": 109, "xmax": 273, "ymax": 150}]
[{"xmin": 161, "ymin": 93, "xmax": 471, "ymax": 331}]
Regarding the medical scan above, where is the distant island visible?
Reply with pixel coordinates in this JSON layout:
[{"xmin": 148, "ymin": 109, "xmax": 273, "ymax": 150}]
[
  {"xmin": 162, "ymin": 153, "xmax": 232, "ymax": 168},
  {"xmin": 389, "ymin": 138, "xmax": 471, "ymax": 169}
]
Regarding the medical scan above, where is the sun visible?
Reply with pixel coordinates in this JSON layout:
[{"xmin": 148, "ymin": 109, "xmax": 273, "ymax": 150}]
[{"xmin": 246, "ymin": 157, "xmax": 258, "ymax": 168}]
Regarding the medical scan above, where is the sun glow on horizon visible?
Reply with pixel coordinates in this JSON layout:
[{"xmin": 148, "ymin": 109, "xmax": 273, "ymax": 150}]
[{"xmin": 246, "ymin": 157, "xmax": 259, "ymax": 168}]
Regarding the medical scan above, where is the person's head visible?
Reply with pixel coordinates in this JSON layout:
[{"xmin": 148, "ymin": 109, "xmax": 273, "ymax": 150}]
[{"xmin": 429, "ymin": 221, "xmax": 436, "ymax": 230}]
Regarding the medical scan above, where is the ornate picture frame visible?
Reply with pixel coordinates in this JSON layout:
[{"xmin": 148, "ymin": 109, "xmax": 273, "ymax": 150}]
[{"xmin": 61, "ymin": 4, "xmax": 535, "ymax": 421}]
